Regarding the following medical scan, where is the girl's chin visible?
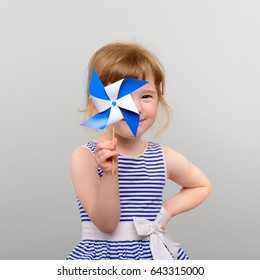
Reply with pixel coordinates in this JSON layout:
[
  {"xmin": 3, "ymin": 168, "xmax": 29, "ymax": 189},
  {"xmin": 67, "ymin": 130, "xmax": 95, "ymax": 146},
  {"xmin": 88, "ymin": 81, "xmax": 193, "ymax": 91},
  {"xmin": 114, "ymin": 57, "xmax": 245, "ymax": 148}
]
[{"xmin": 115, "ymin": 131, "xmax": 137, "ymax": 140}]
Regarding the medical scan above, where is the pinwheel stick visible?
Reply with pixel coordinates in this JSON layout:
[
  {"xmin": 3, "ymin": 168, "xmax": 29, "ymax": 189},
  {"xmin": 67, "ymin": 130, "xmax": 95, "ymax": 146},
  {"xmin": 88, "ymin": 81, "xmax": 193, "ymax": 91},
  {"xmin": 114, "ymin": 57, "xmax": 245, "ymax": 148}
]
[{"xmin": 112, "ymin": 124, "xmax": 115, "ymax": 175}]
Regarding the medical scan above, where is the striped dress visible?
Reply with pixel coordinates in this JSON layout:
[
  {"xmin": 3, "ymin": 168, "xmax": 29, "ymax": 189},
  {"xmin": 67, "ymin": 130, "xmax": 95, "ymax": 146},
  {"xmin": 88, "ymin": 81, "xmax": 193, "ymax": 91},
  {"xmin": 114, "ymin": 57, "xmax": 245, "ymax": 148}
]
[{"xmin": 67, "ymin": 140, "xmax": 189, "ymax": 260}]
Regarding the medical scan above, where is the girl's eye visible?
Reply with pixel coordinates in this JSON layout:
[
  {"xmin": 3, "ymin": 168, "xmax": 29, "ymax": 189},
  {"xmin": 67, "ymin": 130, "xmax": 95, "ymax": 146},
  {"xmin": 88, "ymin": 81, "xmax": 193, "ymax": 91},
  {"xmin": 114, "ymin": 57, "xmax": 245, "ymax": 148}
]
[{"xmin": 142, "ymin": 95, "xmax": 152, "ymax": 99}]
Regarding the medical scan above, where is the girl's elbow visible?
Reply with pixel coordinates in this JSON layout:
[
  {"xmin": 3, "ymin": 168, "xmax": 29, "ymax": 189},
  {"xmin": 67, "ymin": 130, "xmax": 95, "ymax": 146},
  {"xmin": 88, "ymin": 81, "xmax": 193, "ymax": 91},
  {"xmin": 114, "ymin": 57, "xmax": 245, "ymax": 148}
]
[
  {"xmin": 99, "ymin": 221, "xmax": 119, "ymax": 234},
  {"xmin": 204, "ymin": 179, "xmax": 212, "ymax": 198},
  {"xmin": 94, "ymin": 215, "xmax": 120, "ymax": 234}
]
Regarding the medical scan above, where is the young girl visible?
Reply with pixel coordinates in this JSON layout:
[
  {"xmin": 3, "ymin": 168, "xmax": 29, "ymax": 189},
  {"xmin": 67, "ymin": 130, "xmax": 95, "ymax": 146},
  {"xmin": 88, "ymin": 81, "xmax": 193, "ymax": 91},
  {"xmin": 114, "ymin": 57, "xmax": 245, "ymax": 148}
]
[{"xmin": 67, "ymin": 42, "xmax": 211, "ymax": 260}]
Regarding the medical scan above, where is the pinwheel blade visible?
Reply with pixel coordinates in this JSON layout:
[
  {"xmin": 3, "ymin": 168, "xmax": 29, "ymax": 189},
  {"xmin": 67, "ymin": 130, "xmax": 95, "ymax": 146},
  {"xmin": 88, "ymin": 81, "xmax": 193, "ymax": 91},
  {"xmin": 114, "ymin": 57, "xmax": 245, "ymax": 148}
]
[
  {"xmin": 120, "ymin": 108, "xmax": 140, "ymax": 136},
  {"xmin": 117, "ymin": 94, "xmax": 139, "ymax": 114},
  {"xmin": 117, "ymin": 79, "xmax": 148, "ymax": 99},
  {"xmin": 80, "ymin": 109, "xmax": 110, "ymax": 129},
  {"xmin": 89, "ymin": 69, "xmax": 110, "ymax": 100}
]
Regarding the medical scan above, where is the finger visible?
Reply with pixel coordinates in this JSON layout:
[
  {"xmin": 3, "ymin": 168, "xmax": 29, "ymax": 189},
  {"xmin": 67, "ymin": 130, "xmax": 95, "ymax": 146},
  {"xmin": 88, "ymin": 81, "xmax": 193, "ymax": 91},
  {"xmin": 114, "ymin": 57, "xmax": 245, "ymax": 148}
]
[
  {"xmin": 112, "ymin": 138, "xmax": 118, "ymax": 147},
  {"xmin": 96, "ymin": 141, "xmax": 116, "ymax": 151},
  {"xmin": 96, "ymin": 149, "xmax": 118, "ymax": 164}
]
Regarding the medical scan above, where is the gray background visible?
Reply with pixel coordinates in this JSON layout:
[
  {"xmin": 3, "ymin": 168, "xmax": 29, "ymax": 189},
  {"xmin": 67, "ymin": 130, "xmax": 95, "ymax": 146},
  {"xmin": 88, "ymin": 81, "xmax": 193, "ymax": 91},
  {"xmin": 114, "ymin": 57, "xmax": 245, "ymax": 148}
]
[{"xmin": 1, "ymin": 0, "xmax": 259, "ymax": 259}]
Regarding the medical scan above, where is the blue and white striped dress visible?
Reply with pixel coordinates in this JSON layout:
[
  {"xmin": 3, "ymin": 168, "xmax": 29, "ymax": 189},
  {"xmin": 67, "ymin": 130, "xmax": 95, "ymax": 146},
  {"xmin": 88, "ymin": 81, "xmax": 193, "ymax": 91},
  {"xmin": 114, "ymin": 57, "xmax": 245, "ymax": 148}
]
[{"xmin": 67, "ymin": 141, "xmax": 189, "ymax": 260}]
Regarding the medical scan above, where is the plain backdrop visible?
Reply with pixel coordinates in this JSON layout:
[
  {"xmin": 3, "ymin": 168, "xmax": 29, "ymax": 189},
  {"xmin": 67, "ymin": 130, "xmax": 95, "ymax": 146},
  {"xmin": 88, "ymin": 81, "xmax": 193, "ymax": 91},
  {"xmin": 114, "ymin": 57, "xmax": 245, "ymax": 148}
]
[{"xmin": 0, "ymin": 0, "xmax": 259, "ymax": 259}]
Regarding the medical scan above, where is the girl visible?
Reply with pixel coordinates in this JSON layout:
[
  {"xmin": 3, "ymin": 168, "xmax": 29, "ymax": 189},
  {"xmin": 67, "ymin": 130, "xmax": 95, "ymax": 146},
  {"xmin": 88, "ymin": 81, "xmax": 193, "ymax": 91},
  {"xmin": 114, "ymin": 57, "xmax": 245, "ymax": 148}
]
[{"xmin": 67, "ymin": 42, "xmax": 211, "ymax": 260}]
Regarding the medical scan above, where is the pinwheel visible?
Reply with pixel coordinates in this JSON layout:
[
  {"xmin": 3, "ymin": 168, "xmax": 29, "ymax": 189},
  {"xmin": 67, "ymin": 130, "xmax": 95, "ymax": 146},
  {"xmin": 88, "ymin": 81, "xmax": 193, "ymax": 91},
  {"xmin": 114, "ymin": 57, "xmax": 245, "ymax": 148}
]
[
  {"xmin": 80, "ymin": 69, "xmax": 148, "ymax": 174},
  {"xmin": 80, "ymin": 69, "xmax": 148, "ymax": 137}
]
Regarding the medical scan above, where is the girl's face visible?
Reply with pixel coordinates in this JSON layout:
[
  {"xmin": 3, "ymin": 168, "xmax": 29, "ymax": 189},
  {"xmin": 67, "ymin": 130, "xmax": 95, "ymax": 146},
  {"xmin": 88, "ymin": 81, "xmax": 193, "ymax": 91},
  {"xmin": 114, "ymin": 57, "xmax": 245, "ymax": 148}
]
[{"xmin": 114, "ymin": 73, "xmax": 158, "ymax": 139}]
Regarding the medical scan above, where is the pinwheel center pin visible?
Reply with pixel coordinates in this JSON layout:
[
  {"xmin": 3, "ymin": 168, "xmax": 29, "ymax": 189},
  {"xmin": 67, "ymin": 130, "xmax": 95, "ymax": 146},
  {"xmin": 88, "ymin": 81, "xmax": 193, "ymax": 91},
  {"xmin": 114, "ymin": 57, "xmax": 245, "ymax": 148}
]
[{"xmin": 112, "ymin": 101, "xmax": 117, "ymax": 106}]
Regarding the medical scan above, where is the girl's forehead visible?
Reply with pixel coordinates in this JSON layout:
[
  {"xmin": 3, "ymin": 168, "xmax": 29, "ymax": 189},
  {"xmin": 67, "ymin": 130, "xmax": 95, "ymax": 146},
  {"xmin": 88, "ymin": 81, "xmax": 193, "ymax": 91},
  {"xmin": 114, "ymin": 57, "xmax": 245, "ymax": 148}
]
[
  {"xmin": 142, "ymin": 72, "xmax": 156, "ymax": 87},
  {"xmin": 145, "ymin": 72, "xmax": 155, "ymax": 82}
]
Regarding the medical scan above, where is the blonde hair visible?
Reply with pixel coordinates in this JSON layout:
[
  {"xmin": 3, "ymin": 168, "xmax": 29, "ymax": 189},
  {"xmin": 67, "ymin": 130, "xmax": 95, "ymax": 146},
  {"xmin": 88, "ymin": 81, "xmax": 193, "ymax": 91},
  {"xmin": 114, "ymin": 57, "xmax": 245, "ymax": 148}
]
[{"xmin": 83, "ymin": 42, "xmax": 172, "ymax": 136}]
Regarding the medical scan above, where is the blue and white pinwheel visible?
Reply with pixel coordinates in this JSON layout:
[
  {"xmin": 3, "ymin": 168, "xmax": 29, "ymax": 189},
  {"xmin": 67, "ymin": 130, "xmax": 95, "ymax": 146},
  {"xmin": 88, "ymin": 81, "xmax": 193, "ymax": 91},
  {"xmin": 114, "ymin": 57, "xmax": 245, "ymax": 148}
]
[{"xmin": 80, "ymin": 69, "xmax": 148, "ymax": 137}]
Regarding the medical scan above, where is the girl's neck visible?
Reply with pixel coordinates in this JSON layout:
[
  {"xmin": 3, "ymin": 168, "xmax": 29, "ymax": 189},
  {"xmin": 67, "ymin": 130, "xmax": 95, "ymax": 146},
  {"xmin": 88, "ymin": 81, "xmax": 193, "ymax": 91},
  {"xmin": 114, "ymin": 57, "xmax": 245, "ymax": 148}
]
[{"xmin": 116, "ymin": 136, "xmax": 146, "ymax": 157}]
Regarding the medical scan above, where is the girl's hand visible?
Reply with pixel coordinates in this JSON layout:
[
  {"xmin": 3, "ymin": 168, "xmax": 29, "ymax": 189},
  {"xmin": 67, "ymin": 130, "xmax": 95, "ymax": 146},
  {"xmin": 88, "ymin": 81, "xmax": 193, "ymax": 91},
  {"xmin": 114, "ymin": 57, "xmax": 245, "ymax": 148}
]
[{"xmin": 94, "ymin": 138, "xmax": 118, "ymax": 173}]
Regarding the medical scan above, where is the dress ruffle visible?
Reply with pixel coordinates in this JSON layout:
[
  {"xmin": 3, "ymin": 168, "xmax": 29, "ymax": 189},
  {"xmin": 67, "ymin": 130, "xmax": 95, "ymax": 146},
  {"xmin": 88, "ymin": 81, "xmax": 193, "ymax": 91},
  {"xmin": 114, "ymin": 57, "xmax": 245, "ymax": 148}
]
[{"xmin": 67, "ymin": 239, "xmax": 189, "ymax": 260}]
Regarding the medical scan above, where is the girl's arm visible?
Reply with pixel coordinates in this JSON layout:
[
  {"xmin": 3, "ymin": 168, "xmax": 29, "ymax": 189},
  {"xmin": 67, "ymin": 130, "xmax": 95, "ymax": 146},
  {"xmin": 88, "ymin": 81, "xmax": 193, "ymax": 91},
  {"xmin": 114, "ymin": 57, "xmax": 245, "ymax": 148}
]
[
  {"xmin": 162, "ymin": 146, "xmax": 211, "ymax": 229},
  {"xmin": 70, "ymin": 140, "xmax": 120, "ymax": 233}
]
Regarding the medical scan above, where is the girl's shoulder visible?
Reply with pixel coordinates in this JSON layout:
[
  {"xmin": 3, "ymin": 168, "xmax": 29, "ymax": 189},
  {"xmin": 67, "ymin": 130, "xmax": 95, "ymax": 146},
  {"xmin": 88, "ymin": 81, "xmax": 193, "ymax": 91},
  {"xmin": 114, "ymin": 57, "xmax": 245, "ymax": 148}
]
[
  {"xmin": 162, "ymin": 145, "xmax": 191, "ymax": 179},
  {"xmin": 71, "ymin": 140, "xmax": 97, "ymax": 164},
  {"xmin": 162, "ymin": 145, "xmax": 189, "ymax": 163},
  {"xmin": 70, "ymin": 141, "xmax": 98, "ymax": 178}
]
